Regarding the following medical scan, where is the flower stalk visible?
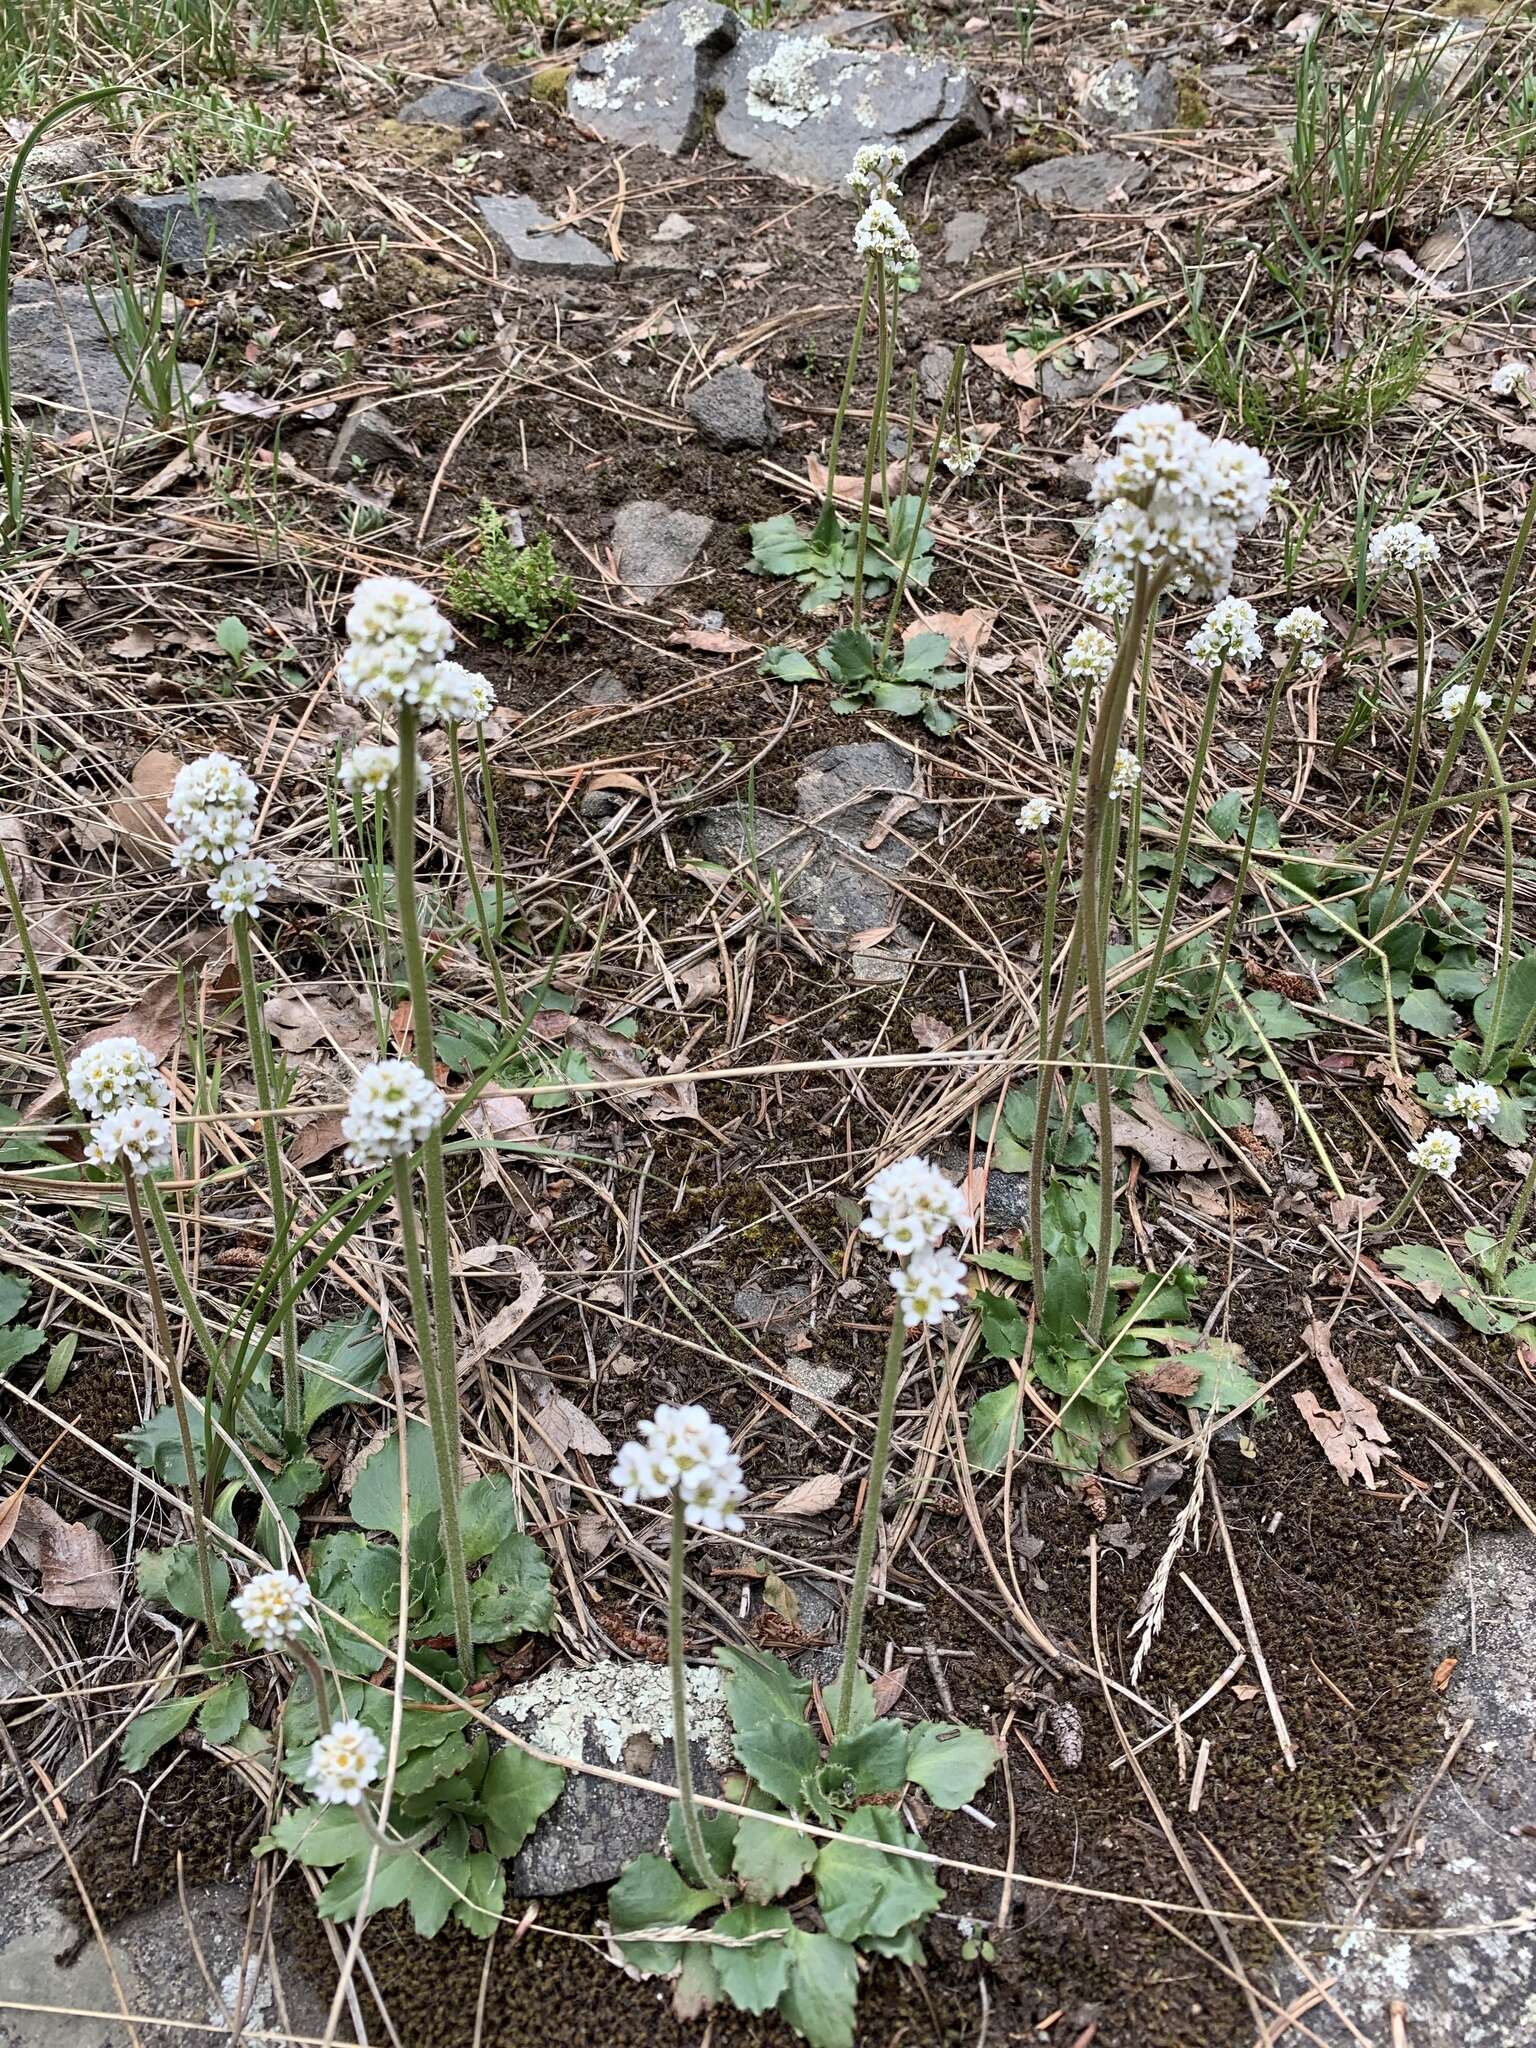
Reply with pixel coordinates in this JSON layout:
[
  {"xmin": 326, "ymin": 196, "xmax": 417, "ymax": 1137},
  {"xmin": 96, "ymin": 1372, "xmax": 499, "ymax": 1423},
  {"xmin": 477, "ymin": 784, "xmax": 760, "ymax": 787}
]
[{"xmin": 231, "ymin": 913, "xmax": 301, "ymax": 1442}]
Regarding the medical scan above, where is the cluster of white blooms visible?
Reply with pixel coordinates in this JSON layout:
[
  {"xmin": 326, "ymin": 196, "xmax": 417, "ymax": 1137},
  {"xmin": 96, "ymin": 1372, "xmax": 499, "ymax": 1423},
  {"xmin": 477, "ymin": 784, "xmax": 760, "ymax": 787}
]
[
  {"xmin": 86, "ymin": 1102, "xmax": 174, "ymax": 1178},
  {"xmin": 341, "ymin": 1059, "xmax": 446, "ymax": 1170},
  {"xmin": 67, "ymin": 1036, "xmax": 170, "ymax": 1120},
  {"xmin": 231, "ymin": 1569, "xmax": 312, "ymax": 1652},
  {"xmin": 937, "ymin": 435, "xmax": 983, "ymax": 479},
  {"xmin": 847, "ymin": 142, "xmax": 905, "ymax": 202},
  {"xmin": 1273, "ymin": 606, "xmax": 1328, "ymax": 672},
  {"xmin": 1086, "ymin": 404, "xmax": 1272, "ymax": 602},
  {"xmin": 861, "ymin": 1155, "xmax": 970, "ymax": 1258},
  {"xmin": 1367, "ymin": 520, "xmax": 1439, "ymax": 577},
  {"xmin": 1445, "ymin": 1080, "xmax": 1499, "ymax": 1134},
  {"xmin": 853, "ymin": 196, "xmax": 917, "ymax": 275},
  {"xmin": 1436, "ymin": 681, "xmax": 1493, "ymax": 725},
  {"xmin": 610, "ymin": 1403, "xmax": 748, "ymax": 1533},
  {"xmin": 1079, "ymin": 555, "xmax": 1135, "ymax": 620},
  {"xmin": 1060, "ymin": 624, "xmax": 1117, "ymax": 686},
  {"xmin": 1188, "ymin": 596, "xmax": 1263, "ymax": 674},
  {"xmin": 1110, "ymin": 746, "xmax": 1141, "ymax": 798},
  {"xmin": 1489, "ymin": 359, "xmax": 1532, "ymax": 399},
  {"xmin": 1017, "ymin": 795, "xmax": 1054, "ymax": 833},
  {"xmin": 1407, "ymin": 1126, "xmax": 1461, "ymax": 1181},
  {"xmin": 165, "ymin": 753, "xmax": 258, "ymax": 873},
  {"xmin": 207, "ymin": 855, "xmax": 277, "ymax": 925},
  {"xmin": 307, "ymin": 1718, "xmax": 385, "ymax": 1806},
  {"xmin": 433, "ymin": 662, "xmax": 496, "ymax": 726},
  {"xmin": 891, "ymin": 1244, "xmax": 969, "ymax": 1328},
  {"xmin": 339, "ymin": 743, "xmax": 405, "ymax": 796},
  {"xmin": 338, "ymin": 575, "xmax": 459, "ymax": 720}
]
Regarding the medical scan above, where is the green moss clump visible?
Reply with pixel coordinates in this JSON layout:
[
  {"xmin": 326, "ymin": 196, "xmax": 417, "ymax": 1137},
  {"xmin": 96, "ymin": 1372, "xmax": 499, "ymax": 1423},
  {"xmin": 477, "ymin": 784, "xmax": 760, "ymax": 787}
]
[{"xmin": 1175, "ymin": 68, "xmax": 1210, "ymax": 129}]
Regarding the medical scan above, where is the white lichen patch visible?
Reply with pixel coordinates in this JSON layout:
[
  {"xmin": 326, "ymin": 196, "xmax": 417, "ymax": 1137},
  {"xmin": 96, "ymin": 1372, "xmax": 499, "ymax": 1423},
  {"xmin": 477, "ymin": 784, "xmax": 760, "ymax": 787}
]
[
  {"xmin": 496, "ymin": 1660, "xmax": 733, "ymax": 1768},
  {"xmin": 677, "ymin": 3, "xmax": 717, "ymax": 45},
  {"xmin": 745, "ymin": 35, "xmax": 836, "ymax": 128},
  {"xmin": 570, "ymin": 40, "xmax": 639, "ymax": 111}
]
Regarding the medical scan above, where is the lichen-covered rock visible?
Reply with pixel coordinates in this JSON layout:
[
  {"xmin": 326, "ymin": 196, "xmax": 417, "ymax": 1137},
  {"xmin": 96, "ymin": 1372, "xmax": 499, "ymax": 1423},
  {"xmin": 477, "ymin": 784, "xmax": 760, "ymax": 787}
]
[
  {"xmin": 475, "ymin": 193, "xmax": 616, "ymax": 277},
  {"xmin": 1013, "ymin": 151, "xmax": 1150, "ymax": 212},
  {"xmin": 1080, "ymin": 58, "xmax": 1178, "ymax": 132},
  {"xmin": 116, "ymin": 174, "xmax": 295, "ymax": 268},
  {"xmin": 685, "ymin": 364, "xmax": 778, "ymax": 449},
  {"xmin": 942, "ymin": 209, "xmax": 988, "ymax": 265},
  {"xmin": 569, "ymin": 0, "xmax": 738, "ymax": 154}
]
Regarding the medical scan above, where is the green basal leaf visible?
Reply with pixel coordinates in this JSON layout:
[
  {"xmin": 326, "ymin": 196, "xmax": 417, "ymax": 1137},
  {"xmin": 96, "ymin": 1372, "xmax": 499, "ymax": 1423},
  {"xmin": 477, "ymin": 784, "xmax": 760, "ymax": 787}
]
[
  {"xmin": 776, "ymin": 1929, "xmax": 858, "ymax": 2048},
  {"xmin": 823, "ymin": 1717, "xmax": 908, "ymax": 1799},
  {"xmin": 731, "ymin": 1812, "xmax": 819, "ymax": 1903},
  {"xmin": 966, "ymin": 1383, "xmax": 1022, "ymax": 1472},
  {"xmin": 813, "ymin": 1807, "xmax": 942, "ymax": 1942},
  {"xmin": 673, "ymin": 1942, "xmax": 722, "ymax": 2022},
  {"xmin": 821, "ymin": 627, "xmax": 877, "ymax": 682},
  {"xmin": 733, "ymin": 1717, "xmax": 821, "ymax": 1814},
  {"xmin": 1041, "ymin": 1255, "xmax": 1090, "ymax": 1343},
  {"xmin": 717, "ymin": 1646, "xmax": 812, "ymax": 1735},
  {"xmin": 121, "ymin": 1694, "xmax": 203, "ymax": 1771},
  {"xmin": 196, "ymin": 1674, "xmax": 250, "ymax": 1746},
  {"xmin": 897, "ymin": 632, "xmax": 951, "ymax": 679},
  {"xmin": 975, "ymin": 1290, "xmax": 1028, "ymax": 1360},
  {"xmin": 921, "ymin": 700, "xmax": 960, "ymax": 737},
  {"xmin": 453, "ymin": 1849, "xmax": 506, "ymax": 1938},
  {"xmin": 1399, "ymin": 987, "xmax": 1461, "ymax": 1038},
  {"xmin": 459, "ymin": 1473, "xmax": 519, "ymax": 1561},
  {"xmin": 260, "ymin": 1804, "xmax": 370, "ymax": 1867},
  {"xmin": 711, "ymin": 1903, "xmax": 793, "ymax": 2014},
  {"xmin": 300, "ymin": 1314, "xmax": 386, "ymax": 1432},
  {"xmin": 903, "ymin": 1722, "xmax": 999, "ymax": 1810},
  {"xmin": 137, "ymin": 1544, "xmax": 230, "ymax": 1628},
  {"xmin": 1381, "ymin": 1244, "xmax": 1512, "ymax": 1333},
  {"xmin": 468, "ymin": 1528, "xmax": 557, "ymax": 1642},
  {"xmin": 0, "ymin": 1273, "xmax": 30, "ymax": 1324},
  {"xmin": 349, "ymin": 1418, "xmax": 441, "ymax": 1536},
  {"xmin": 478, "ymin": 1745, "xmax": 565, "ymax": 1859},
  {"xmin": 667, "ymin": 1797, "xmax": 738, "ymax": 1893},
  {"xmin": 761, "ymin": 647, "xmax": 821, "ymax": 682},
  {"xmin": 867, "ymin": 680, "xmax": 926, "ymax": 717},
  {"xmin": 1173, "ymin": 1341, "xmax": 1266, "ymax": 1416},
  {"xmin": 608, "ymin": 1854, "xmax": 717, "ymax": 1976}
]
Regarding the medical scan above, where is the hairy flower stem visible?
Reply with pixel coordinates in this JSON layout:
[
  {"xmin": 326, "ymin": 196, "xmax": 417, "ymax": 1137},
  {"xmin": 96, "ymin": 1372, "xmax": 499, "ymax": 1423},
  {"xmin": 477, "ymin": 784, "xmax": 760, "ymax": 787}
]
[
  {"xmin": 0, "ymin": 834, "xmax": 71, "ymax": 1101},
  {"xmin": 447, "ymin": 729, "xmax": 511, "ymax": 1029},
  {"xmin": 1027, "ymin": 920, "xmax": 1087, "ymax": 1305},
  {"xmin": 668, "ymin": 1495, "xmax": 731, "ymax": 1896},
  {"xmin": 474, "ymin": 727, "xmax": 509, "ymax": 962},
  {"xmin": 123, "ymin": 1173, "xmax": 220, "ymax": 1638},
  {"xmin": 1121, "ymin": 608, "xmax": 1157, "ymax": 944},
  {"xmin": 1492, "ymin": 1151, "xmax": 1536, "ymax": 1288},
  {"xmin": 810, "ymin": 263, "xmax": 876, "ymax": 554},
  {"xmin": 393, "ymin": 709, "xmax": 474, "ymax": 1678},
  {"xmin": 1121, "ymin": 663, "xmax": 1225, "ymax": 1056},
  {"xmin": 875, "ymin": 347, "xmax": 964, "ymax": 669},
  {"xmin": 1383, "ymin": 1165, "xmax": 1426, "ymax": 1233},
  {"xmin": 850, "ymin": 265, "xmax": 894, "ymax": 636},
  {"xmin": 232, "ymin": 915, "xmax": 300, "ymax": 1443},
  {"xmin": 1473, "ymin": 718, "xmax": 1516, "ymax": 1075},
  {"xmin": 1199, "ymin": 654, "xmax": 1298, "ymax": 1039},
  {"xmin": 1366, "ymin": 571, "xmax": 1428, "ymax": 903},
  {"xmin": 834, "ymin": 1309, "xmax": 907, "ymax": 1738}
]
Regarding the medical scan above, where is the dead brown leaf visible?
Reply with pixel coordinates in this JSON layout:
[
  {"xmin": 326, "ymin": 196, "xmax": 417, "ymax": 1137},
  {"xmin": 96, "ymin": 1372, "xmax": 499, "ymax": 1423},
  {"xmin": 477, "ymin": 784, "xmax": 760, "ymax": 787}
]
[
  {"xmin": 911, "ymin": 608, "xmax": 996, "ymax": 659},
  {"xmin": 457, "ymin": 1248, "xmax": 547, "ymax": 1374},
  {"xmin": 1295, "ymin": 1320, "xmax": 1390, "ymax": 1487},
  {"xmin": 870, "ymin": 1665, "xmax": 911, "ymax": 1716},
  {"xmin": 0, "ymin": 815, "xmax": 71, "ymax": 975},
  {"xmin": 1085, "ymin": 1085, "xmax": 1216, "ymax": 1174},
  {"xmin": 910, "ymin": 1011, "xmax": 951, "ymax": 1051},
  {"xmin": 972, "ymin": 339, "xmax": 1035, "ymax": 389},
  {"xmin": 563, "ymin": 1018, "xmax": 699, "ymax": 1121},
  {"xmin": 807, "ymin": 454, "xmax": 903, "ymax": 503},
  {"xmin": 264, "ymin": 990, "xmax": 376, "ymax": 1056},
  {"xmin": 1431, "ymin": 1654, "xmax": 1458, "ymax": 1691},
  {"xmin": 518, "ymin": 1371, "xmax": 612, "ymax": 1471},
  {"xmin": 288, "ymin": 1112, "xmax": 346, "ymax": 1170},
  {"xmin": 668, "ymin": 625, "xmax": 755, "ymax": 657},
  {"xmin": 1141, "ymin": 1360, "xmax": 1203, "ymax": 1397},
  {"xmin": 768, "ymin": 1473, "xmax": 843, "ymax": 1516},
  {"xmin": 110, "ymin": 748, "xmax": 180, "ymax": 867},
  {"xmin": 2, "ymin": 1494, "xmax": 116, "ymax": 1608}
]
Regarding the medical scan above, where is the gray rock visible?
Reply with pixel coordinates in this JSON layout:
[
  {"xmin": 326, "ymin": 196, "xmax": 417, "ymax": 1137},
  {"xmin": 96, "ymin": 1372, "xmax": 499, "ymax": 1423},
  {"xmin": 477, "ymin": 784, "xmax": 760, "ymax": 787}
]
[
  {"xmin": 17, "ymin": 137, "xmax": 118, "ymax": 214},
  {"xmin": 919, "ymin": 341, "xmax": 955, "ymax": 402},
  {"xmin": 734, "ymin": 1275, "xmax": 814, "ymax": 1336},
  {"xmin": 1082, "ymin": 58, "xmax": 1179, "ymax": 132},
  {"xmin": 1389, "ymin": 20, "xmax": 1493, "ymax": 112},
  {"xmin": 1277, "ymin": 1532, "xmax": 1536, "ymax": 2044},
  {"xmin": 1013, "ymin": 151, "xmax": 1150, "ymax": 212},
  {"xmin": 327, "ymin": 402, "xmax": 416, "ymax": 475},
  {"xmin": 476, "ymin": 192, "xmax": 616, "ymax": 277},
  {"xmin": 578, "ymin": 670, "xmax": 632, "ymax": 706},
  {"xmin": 685, "ymin": 364, "xmax": 778, "ymax": 449},
  {"xmin": 116, "ymin": 173, "xmax": 295, "ymax": 268},
  {"xmin": 612, "ymin": 499, "xmax": 713, "ymax": 602},
  {"xmin": 6, "ymin": 281, "xmax": 200, "ymax": 433},
  {"xmin": 497, "ymin": 1660, "xmax": 732, "ymax": 1895},
  {"xmin": 569, "ymin": 1, "xmax": 985, "ymax": 190},
  {"xmin": 795, "ymin": 736, "xmax": 937, "ymax": 842},
  {"xmin": 942, "ymin": 209, "xmax": 988, "ymax": 265},
  {"xmin": 399, "ymin": 77, "xmax": 503, "ymax": 129},
  {"xmin": 937, "ymin": 1146, "xmax": 1029, "ymax": 1226},
  {"xmin": 1040, "ymin": 339, "xmax": 1122, "ymax": 403},
  {"xmin": 1416, "ymin": 207, "xmax": 1536, "ymax": 305}
]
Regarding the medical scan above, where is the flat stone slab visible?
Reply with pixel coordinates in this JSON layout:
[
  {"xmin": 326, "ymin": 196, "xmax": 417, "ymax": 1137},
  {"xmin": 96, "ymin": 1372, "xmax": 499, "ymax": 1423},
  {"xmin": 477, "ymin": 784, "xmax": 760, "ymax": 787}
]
[
  {"xmin": 685, "ymin": 364, "xmax": 778, "ymax": 449},
  {"xmin": 400, "ymin": 77, "xmax": 504, "ymax": 129},
  {"xmin": 328, "ymin": 402, "xmax": 416, "ymax": 475},
  {"xmin": 1416, "ymin": 207, "xmax": 1536, "ymax": 305},
  {"xmin": 612, "ymin": 499, "xmax": 713, "ymax": 602},
  {"xmin": 6, "ymin": 281, "xmax": 200, "ymax": 432},
  {"xmin": 568, "ymin": 0, "xmax": 985, "ymax": 190},
  {"xmin": 496, "ymin": 1659, "xmax": 731, "ymax": 1895},
  {"xmin": 116, "ymin": 173, "xmax": 295, "ymax": 268},
  {"xmin": 476, "ymin": 192, "xmax": 615, "ymax": 276},
  {"xmin": 1013, "ymin": 150, "xmax": 1150, "ymax": 212}
]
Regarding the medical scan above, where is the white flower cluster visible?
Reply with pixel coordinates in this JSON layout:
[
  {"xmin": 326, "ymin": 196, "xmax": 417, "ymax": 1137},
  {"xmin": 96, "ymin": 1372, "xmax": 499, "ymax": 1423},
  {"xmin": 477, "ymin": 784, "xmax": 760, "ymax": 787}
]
[
  {"xmin": 1445, "ymin": 1080, "xmax": 1499, "ymax": 1134},
  {"xmin": 848, "ymin": 142, "xmax": 905, "ymax": 202},
  {"xmin": 861, "ymin": 1156, "xmax": 969, "ymax": 1329},
  {"xmin": 68, "ymin": 1036, "xmax": 170, "ymax": 1119},
  {"xmin": 1079, "ymin": 556, "xmax": 1134, "ymax": 620},
  {"xmin": 1085, "ymin": 403, "xmax": 1272, "ymax": 602},
  {"xmin": 1188, "ymin": 596, "xmax": 1262, "ymax": 674},
  {"xmin": 307, "ymin": 1718, "xmax": 384, "ymax": 1806},
  {"xmin": 853, "ymin": 196, "xmax": 917, "ymax": 276},
  {"xmin": 1017, "ymin": 795, "xmax": 1054, "ymax": 833},
  {"xmin": 341, "ymin": 1059, "xmax": 446, "ymax": 1170},
  {"xmin": 1273, "ymin": 606, "xmax": 1328, "ymax": 672},
  {"xmin": 338, "ymin": 742, "xmax": 431, "ymax": 797},
  {"xmin": 937, "ymin": 435, "xmax": 982, "ymax": 479},
  {"xmin": 1436, "ymin": 681, "xmax": 1493, "ymax": 725},
  {"xmin": 610, "ymin": 1403, "xmax": 748, "ymax": 1533},
  {"xmin": 1061, "ymin": 624, "xmax": 1116, "ymax": 686},
  {"xmin": 1367, "ymin": 520, "xmax": 1439, "ymax": 577},
  {"xmin": 1110, "ymin": 746, "xmax": 1141, "ymax": 798},
  {"xmin": 166, "ymin": 753, "xmax": 257, "ymax": 873},
  {"xmin": 207, "ymin": 855, "xmax": 277, "ymax": 925},
  {"xmin": 433, "ymin": 661, "xmax": 496, "ymax": 726},
  {"xmin": 1489, "ymin": 359, "xmax": 1532, "ymax": 399},
  {"xmin": 1407, "ymin": 1126, "xmax": 1461, "ymax": 1181},
  {"xmin": 338, "ymin": 576, "xmax": 491, "ymax": 729},
  {"xmin": 231, "ymin": 1569, "xmax": 312, "ymax": 1652},
  {"xmin": 86, "ymin": 1102, "xmax": 174, "ymax": 1178}
]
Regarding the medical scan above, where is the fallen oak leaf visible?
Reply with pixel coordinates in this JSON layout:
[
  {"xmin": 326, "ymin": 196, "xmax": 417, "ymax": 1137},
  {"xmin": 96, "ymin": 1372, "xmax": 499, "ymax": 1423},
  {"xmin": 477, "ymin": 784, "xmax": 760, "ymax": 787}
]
[
  {"xmin": 1296, "ymin": 1319, "xmax": 1390, "ymax": 1487},
  {"xmin": 2, "ymin": 1493, "xmax": 116, "ymax": 1609},
  {"xmin": 1084, "ymin": 1085, "xmax": 1216, "ymax": 1174},
  {"xmin": 668, "ymin": 624, "xmax": 755, "ymax": 656}
]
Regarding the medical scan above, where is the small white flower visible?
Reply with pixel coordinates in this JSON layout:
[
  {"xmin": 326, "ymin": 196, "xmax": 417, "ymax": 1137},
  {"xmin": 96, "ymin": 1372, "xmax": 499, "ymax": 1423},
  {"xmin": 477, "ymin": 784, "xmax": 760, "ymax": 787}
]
[
  {"xmin": 430, "ymin": 661, "xmax": 496, "ymax": 727},
  {"xmin": 1435, "ymin": 682, "xmax": 1493, "ymax": 725},
  {"xmin": 847, "ymin": 141, "xmax": 905, "ymax": 202},
  {"xmin": 1110, "ymin": 746, "xmax": 1141, "ymax": 798},
  {"xmin": 937, "ymin": 434, "xmax": 982, "ymax": 479},
  {"xmin": 166, "ymin": 753, "xmax": 258, "ymax": 872},
  {"xmin": 1061, "ymin": 624, "xmax": 1116, "ymax": 686},
  {"xmin": 337, "ymin": 640, "xmax": 443, "ymax": 718},
  {"xmin": 1188, "ymin": 596, "xmax": 1262, "ymax": 674},
  {"xmin": 339, "ymin": 743, "xmax": 403, "ymax": 796},
  {"xmin": 1017, "ymin": 796, "xmax": 1055, "ymax": 833},
  {"xmin": 610, "ymin": 1403, "xmax": 747, "ymax": 1532},
  {"xmin": 1367, "ymin": 520, "xmax": 1439, "ymax": 577},
  {"xmin": 1406, "ymin": 1125, "xmax": 1461, "ymax": 1181},
  {"xmin": 307, "ymin": 1718, "xmax": 385, "ymax": 1806},
  {"xmin": 1087, "ymin": 404, "xmax": 1271, "ymax": 602},
  {"xmin": 87, "ymin": 1103, "xmax": 174, "ymax": 1178},
  {"xmin": 1489, "ymin": 359, "xmax": 1532, "ymax": 399},
  {"xmin": 1273, "ymin": 606, "xmax": 1328, "ymax": 672},
  {"xmin": 67, "ymin": 1036, "xmax": 170, "ymax": 1119},
  {"xmin": 1079, "ymin": 555, "xmax": 1135, "ymax": 620},
  {"xmin": 231, "ymin": 1569, "xmax": 312, "ymax": 1652},
  {"xmin": 1445, "ymin": 1080, "xmax": 1499, "ymax": 1134},
  {"xmin": 341, "ymin": 1059, "xmax": 446, "ymax": 1170},
  {"xmin": 891, "ymin": 1244, "xmax": 968, "ymax": 1328},
  {"xmin": 860, "ymin": 1155, "xmax": 970, "ymax": 1257},
  {"xmin": 345, "ymin": 576, "xmax": 453, "ymax": 658},
  {"xmin": 853, "ymin": 196, "xmax": 917, "ymax": 275},
  {"xmin": 207, "ymin": 855, "xmax": 277, "ymax": 924}
]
